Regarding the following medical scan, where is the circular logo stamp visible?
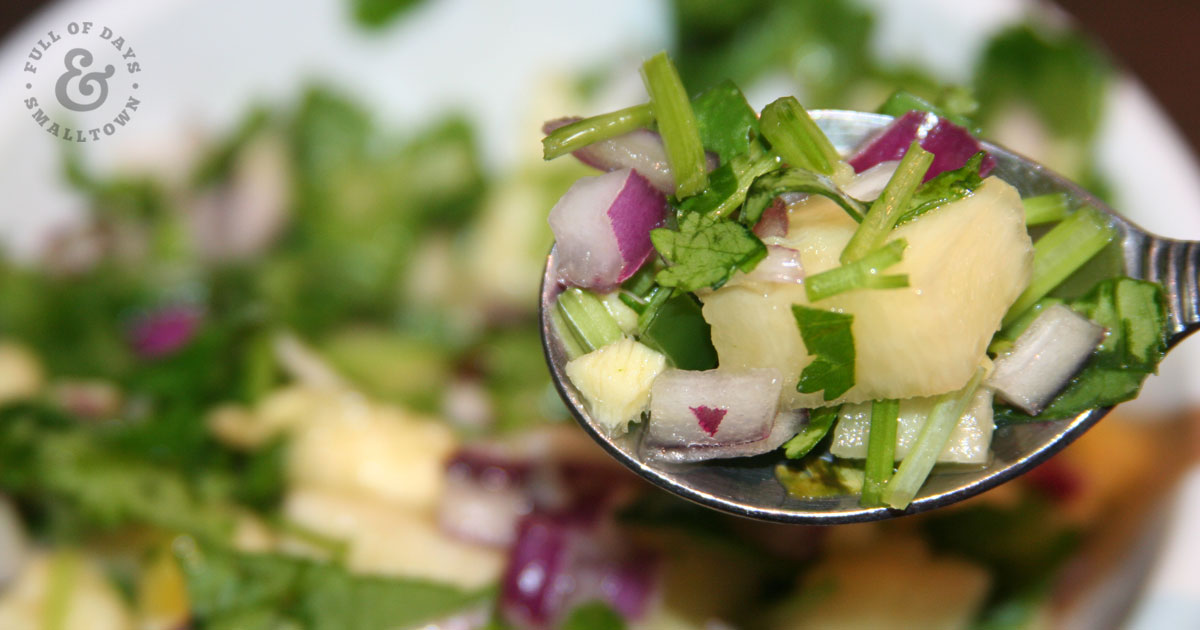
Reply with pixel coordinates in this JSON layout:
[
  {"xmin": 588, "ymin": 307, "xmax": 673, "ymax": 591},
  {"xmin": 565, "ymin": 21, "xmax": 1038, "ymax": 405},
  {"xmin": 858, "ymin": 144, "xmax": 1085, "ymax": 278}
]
[{"xmin": 21, "ymin": 21, "xmax": 143, "ymax": 142}]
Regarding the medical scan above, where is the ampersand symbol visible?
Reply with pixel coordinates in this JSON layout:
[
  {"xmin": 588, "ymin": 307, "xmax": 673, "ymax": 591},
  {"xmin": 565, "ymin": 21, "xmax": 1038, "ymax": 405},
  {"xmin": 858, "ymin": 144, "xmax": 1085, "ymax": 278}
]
[{"xmin": 54, "ymin": 48, "xmax": 115, "ymax": 112}]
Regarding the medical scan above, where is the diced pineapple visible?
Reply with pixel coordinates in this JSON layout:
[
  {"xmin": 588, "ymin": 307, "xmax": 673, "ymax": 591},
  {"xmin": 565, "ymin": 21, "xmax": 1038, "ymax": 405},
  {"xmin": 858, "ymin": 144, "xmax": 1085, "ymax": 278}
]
[
  {"xmin": 702, "ymin": 177, "xmax": 1032, "ymax": 407},
  {"xmin": 830, "ymin": 387, "xmax": 995, "ymax": 465},
  {"xmin": 565, "ymin": 338, "xmax": 667, "ymax": 435}
]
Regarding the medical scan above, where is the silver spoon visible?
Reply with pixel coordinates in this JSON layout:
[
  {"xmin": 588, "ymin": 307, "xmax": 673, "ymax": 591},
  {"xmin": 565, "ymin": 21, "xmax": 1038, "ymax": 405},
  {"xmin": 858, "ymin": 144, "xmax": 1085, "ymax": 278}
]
[{"xmin": 539, "ymin": 109, "xmax": 1200, "ymax": 524}]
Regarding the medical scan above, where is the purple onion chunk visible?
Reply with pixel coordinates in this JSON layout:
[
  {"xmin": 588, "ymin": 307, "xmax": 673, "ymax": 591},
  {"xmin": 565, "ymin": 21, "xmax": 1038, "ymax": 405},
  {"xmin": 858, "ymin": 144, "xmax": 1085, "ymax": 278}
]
[
  {"xmin": 500, "ymin": 513, "xmax": 658, "ymax": 628},
  {"xmin": 645, "ymin": 368, "xmax": 783, "ymax": 449},
  {"xmin": 128, "ymin": 305, "xmax": 202, "ymax": 359},
  {"xmin": 644, "ymin": 408, "xmax": 807, "ymax": 464},
  {"xmin": 847, "ymin": 110, "xmax": 996, "ymax": 182},
  {"xmin": 543, "ymin": 119, "xmax": 718, "ymax": 195},
  {"xmin": 549, "ymin": 168, "xmax": 667, "ymax": 290},
  {"xmin": 848, "ymin": 110, "xmax": 929, "ymax": 173},
  {"xmin": 987, "ymin": 304, "xmax": 1105, "ymax": 415}
]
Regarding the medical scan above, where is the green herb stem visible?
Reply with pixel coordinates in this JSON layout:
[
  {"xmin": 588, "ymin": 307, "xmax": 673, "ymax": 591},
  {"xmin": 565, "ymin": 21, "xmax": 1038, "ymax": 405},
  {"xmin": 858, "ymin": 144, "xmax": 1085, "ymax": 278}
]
[
  {"xmin": 861, "ymin": 399, "xmax": 899, "ymax": 506},
  {"xmin": 805, "ymin": 239, "xmax": 909, "ymax": 302},
  {"xmin": 541, "ymin": 103, "xmax": 653, "ymax": 160},
  {"xmin": 555, "ymin": 288, "xmax": 624, "ymax": 353},
  {"xmin": 1003, "ymin": 205, "xmax": 1115, "ymax": 326},
  {"xmin": 840, "ymin": 142, "xmax": 933, "ymax": 264},
  {"xmin": 1022, "ymin": 192, "xmax": 1070, "ymax": 226},
  {"xmin": 641, "ymin": 52, "xmax": 708, "ymax": 198},
  {"xmin": 760, "ymin": 96, "xmax": 842, "ymax": 175},
  {"xmin": 783, "ymin": 405, "xmax": 840, "ymax": 459},
  {"xmin": 882, "ymin": 368, "xmax": 984, "ymax": 510}
]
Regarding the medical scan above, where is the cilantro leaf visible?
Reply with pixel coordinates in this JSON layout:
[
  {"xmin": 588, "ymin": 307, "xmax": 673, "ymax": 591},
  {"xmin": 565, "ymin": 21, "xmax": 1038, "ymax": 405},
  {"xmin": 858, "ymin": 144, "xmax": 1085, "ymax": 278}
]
[
  {"xmin": 791, "ymin": 306, "xmax": 856, "ymax": 400},
  {"xmin": 179, "ymin": 542, "xmax": 492, "ymax": 629},
  {"xmin": 742, "ymin": 168, "xmax": 866, "ymax": 226},
  {"xmin": 783, "ymin": 405, "xmax": 840, "ymax": 459},
  {"xmin": 896, "ymin": 152, "xmax": 985, "ymax": 225},
  {"xmin": 677, "ymin": 152, "xmax": 781, "ymax": 218},
  {"xmin": 995, "ymin": 277, "xmax": 1167, "ymax": 424},
  {"xmin": 691, "ymin": 80, "xmax": 760, "ymax": 164},
  {"xmin": 651, "ymin": 213, "xmax": 767, "ymax": 291}
]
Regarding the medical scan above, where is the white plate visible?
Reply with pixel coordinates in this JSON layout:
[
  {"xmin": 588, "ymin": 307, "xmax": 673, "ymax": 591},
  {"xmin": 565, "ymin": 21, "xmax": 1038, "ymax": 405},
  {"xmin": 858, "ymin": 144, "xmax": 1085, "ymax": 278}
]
[{"xmin": 1, "ymin": 0, "xmax": 1197, "ymax": 625}]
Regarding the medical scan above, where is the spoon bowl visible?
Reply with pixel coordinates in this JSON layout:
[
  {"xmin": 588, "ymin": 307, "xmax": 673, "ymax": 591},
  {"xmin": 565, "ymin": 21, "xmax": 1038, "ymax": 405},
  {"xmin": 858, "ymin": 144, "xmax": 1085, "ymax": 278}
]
[{"xmin": 540, "ymin": 109, "xmax": 1199, "ymax": 524}]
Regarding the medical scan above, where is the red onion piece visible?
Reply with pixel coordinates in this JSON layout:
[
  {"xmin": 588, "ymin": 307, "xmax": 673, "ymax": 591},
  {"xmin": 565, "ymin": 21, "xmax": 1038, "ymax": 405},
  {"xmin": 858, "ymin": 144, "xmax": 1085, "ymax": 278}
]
[
  {"xmin": 752, "ymin": 198, "xmax": 789, "ymax": 239},
  {"xmin": 646, "ymin": 368, "xmax": 783, "ymax": 449},
  {"xmin": 543, "ymin": 118, "xmax": 718, "ymax": 195},
  {"xmin": 549, "ymin": 168, "xmax": 667, "ymax": 290},
  {"xmin": 128, "ymin": 305, "xmax": 202, "ymax": 359},
  {"xmin": 848, "ymin": 111, "xmax": 929, "ymax": 172},
  {"xmin": 730, "ymin": 244, "xmax": 804, "ymax": 286},
  {"xmin": 847, "ymin": 110, "xmax": 996, "ymax": 182},
  {"xmin": 922, "ymin": 119, "xmax": 997, "ymax": 182},
  {"xmin": 438, "ymin": 464, "xmax": 532, "ymax": 547},
  {"xmin": 437, "ymin": 441, "xmax": 634, "ymax": 547},
  {"xmin": 986, "ymin": 304, "xmax": 1104, "ymax": 415},
  {"xmin": 644, "ymin": 408, "xmax": 807, "ymax": 464},
  {"xmin": 500, "ymin": 513, "xmax": 658, "ymax": 628},
  {"xmin": 841, "ymin": 160, "xmax": 900, "ymax": 202}
]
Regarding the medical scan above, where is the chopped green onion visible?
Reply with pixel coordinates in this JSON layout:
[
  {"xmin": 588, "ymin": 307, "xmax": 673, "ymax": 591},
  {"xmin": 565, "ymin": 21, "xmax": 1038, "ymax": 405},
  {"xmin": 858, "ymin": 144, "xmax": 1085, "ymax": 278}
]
[
  {"xmin": 541, "ymin": 103, "xmax": 653, "ymax": 160},
  {"xmin": 759, "ymin": 96, "xmax": 842, "ymax": 175},
  {"xmin": 840, "ymin": 142, "xmax": 933, "ymax": 264},
  {"xmin": 861, "ymin": 399, "xmax": 899, "ymax": 506},
  {"xmin": 783, "ymin": 405, "xmax": 840, "ymax": 459},
  {"xmin": 805, "ymin": 239, "xmax": 909, "ymax": 302},
  {"xmin": 882, "ymin": 368, "xmax": 984, "ymax": 510},
  {"xmin": 641, "ymin": 52, "xmax": 707, "ymax": 198},
  {"xmin": 555, "ymin": 288, "xmax": 623, "ymax": 353},
  {"xmin": 1022, "ymin": 192, "xmax": 1071, "ymax": 226},
  {"xmin": 1002, "ymin": 205, "xmax": 1115, "ymax": 326}
]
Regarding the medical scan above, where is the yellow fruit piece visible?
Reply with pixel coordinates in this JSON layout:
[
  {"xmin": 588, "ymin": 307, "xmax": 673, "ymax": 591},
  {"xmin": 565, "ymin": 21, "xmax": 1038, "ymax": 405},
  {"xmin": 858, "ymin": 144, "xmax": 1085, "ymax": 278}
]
[
  {"xmin": 702, "ymin": 177, "xmax": 1032, "ymax": 407},
  {"xmin": 565, "ymin": 338, "xmax": 667, "ymax": 435}
]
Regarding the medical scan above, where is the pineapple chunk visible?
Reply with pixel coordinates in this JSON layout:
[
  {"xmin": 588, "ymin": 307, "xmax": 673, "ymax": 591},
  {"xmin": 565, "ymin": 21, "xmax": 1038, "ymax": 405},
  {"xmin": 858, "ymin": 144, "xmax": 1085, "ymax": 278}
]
[
  {"xmin": 565, "ymin": 338, "xmax": 667, "ymax": 435},
  {"xmin": 702, "ymin": 177, "xmax": 1032, "ymax": 407},
  {"xmin": 830, "ymin": 387, "xmax": 995, "ymax": 465}
]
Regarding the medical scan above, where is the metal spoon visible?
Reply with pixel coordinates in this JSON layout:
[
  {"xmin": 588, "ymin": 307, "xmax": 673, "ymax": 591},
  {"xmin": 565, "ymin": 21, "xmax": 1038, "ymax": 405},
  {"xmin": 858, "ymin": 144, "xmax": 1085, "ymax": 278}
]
[{"xmin": 539, "ymin": 109, "xmax": 1200, "ymax": 524}]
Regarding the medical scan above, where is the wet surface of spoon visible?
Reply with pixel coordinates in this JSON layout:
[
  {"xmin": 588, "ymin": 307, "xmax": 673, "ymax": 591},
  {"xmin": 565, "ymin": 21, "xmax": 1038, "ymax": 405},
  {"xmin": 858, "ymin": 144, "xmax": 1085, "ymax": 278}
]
[{"xmin": 540, "ymin": 109, "xmax": 1200, "ymax": 524}]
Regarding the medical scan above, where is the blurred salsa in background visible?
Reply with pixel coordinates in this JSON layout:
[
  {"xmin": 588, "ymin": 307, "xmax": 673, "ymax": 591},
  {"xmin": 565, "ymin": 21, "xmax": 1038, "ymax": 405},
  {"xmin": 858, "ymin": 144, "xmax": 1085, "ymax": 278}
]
[{"xmin": 0, "ymin": 0, "xmax": 1197, "ymax": 629}]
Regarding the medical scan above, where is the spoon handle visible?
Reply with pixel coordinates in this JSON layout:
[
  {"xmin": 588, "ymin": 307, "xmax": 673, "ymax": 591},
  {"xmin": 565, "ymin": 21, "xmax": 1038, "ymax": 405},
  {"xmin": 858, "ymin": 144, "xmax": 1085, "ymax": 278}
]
[{"xmin": 1128, "ymin": 232, "xmax": 1200, "ymax": 344}]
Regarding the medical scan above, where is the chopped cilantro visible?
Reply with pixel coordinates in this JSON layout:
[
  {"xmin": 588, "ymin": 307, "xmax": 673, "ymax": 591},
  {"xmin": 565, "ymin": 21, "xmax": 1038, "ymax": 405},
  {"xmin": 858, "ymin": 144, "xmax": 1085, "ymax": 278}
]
[
  {"xmin": 759, "ymin": 96, "xmax": 842, "ymax": 175},
  {"xmin": 651, "ymin": 213, "xmax": 767, "ymax": 291},
  {"xmin": 995, "ymin": 278, "xmax": 1167, "ymax": 423},
  {"xmin": 679, "ymin": 152, "xmax": 781, "ymax": 218},
  {"xmin": 783, "ymin": 405, "xmax": 840, "ymax": 459},
  {"xmin": 691, "ymin": 80, "xmax": 760, "ymax": 164},
  {"xmin": 741, "ymin": 168, "xmax": 866, "ymax": 225},
  {"xmin": 896, "ymin": 152, "xmax": 986, "ymax": 225},
  {"xmin": 804, "ymin": 239, "xmax": 909, "ymax": 302},
  {"xmin": 792, "ymin": 305, "xmax": 856, "ymax": 400},
  {"xmin": 840, "ymin": 141, "xmax": 932, "ymax": 263}
]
